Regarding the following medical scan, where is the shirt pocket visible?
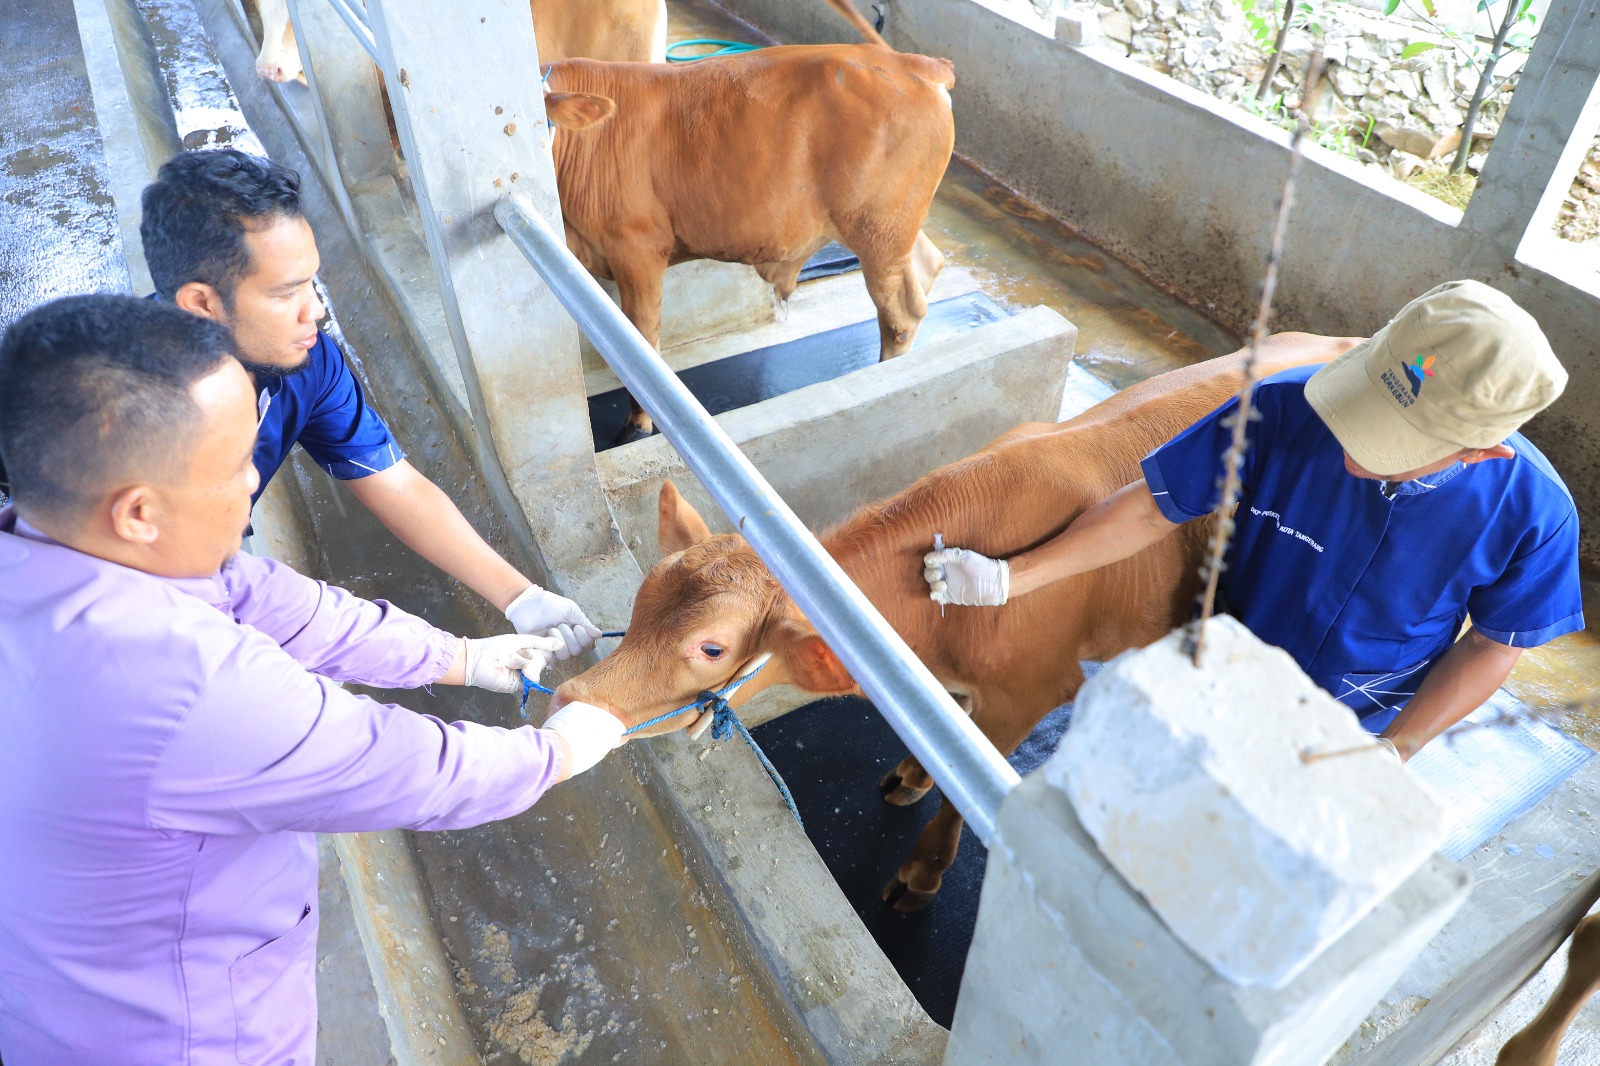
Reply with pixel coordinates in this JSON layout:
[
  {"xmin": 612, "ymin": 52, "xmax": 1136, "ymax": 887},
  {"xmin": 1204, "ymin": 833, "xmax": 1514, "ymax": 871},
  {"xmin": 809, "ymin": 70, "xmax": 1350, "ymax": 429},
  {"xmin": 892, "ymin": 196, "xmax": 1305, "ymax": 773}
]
[
  {"xmin": 1332, "ymin": 660, "xmax": 1432, "ymax": 716},
  {"xmin": 229, "ymin": 901, "xmax": 318, "ymax": 1065}
]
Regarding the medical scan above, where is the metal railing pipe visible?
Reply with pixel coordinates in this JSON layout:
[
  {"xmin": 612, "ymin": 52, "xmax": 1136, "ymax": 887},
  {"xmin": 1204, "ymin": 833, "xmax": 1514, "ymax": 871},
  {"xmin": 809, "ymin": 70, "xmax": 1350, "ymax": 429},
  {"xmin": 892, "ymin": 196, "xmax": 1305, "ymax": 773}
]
[
  {"xmin": 494, "ymin": 194, "xmax": 1020, "ymax": 844},
  {"xmin": 319, "ymin": 0, "xmax": 377, "ymax": 61}
]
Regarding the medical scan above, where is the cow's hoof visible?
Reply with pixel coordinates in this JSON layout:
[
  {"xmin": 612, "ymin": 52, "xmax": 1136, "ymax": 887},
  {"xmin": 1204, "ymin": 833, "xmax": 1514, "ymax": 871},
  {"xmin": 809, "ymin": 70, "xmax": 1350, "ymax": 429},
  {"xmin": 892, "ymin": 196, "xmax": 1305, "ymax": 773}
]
[
  {"xmin": 879, "ymin": 770, "xmax": 931, "ymax": 806},
  {"xmin": 613, "ymin": 422, "xmax": 655, "ymax": 445},
  {"xmin": 881, "ymin": 875, "xmax": 936, "ymax": 913}
]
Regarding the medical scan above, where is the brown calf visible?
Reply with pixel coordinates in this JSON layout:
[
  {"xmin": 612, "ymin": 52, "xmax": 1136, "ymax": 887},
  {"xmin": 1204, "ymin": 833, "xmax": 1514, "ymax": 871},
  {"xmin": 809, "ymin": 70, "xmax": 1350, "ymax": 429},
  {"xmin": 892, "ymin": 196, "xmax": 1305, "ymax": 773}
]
[
  {"xmin": 1498, "ymin": 911, "xmax": 1600, "ymax": 1065},
  {"xmin": 247, "ymin": 0, "xmax": 667, "ymax": 84},
  {"xmin": 543, "ymin": 0, "xmax": 955, "ymax": 441},
  {"xmin": 554, "ymin": 333, "xmax": 1361, "ymax": 910}
]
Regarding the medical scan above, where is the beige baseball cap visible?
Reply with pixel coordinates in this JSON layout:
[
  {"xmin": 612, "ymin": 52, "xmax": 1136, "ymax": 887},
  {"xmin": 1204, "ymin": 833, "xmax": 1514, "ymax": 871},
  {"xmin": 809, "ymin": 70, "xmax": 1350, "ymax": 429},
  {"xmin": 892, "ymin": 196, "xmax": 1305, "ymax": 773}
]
[{"xmin": 1304, "ymin": 280, "xmax": 1566, "ymax": 477}]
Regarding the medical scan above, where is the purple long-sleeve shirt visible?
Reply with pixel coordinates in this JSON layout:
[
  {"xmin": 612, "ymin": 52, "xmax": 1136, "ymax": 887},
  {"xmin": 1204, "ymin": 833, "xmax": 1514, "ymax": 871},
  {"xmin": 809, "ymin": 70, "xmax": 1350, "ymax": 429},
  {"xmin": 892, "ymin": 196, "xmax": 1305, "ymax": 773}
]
[{"xmin": 0, "ymin": 508, "xmax": 565, "ymax": 1064}]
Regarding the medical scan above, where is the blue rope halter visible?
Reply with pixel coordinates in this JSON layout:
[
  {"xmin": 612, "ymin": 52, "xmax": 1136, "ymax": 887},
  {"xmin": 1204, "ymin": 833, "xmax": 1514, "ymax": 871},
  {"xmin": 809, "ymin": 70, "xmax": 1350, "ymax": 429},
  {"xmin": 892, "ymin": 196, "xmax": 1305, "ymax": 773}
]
[{"xmin": 518, "ymin": 644, "xmax": 802, "ymax": 826}]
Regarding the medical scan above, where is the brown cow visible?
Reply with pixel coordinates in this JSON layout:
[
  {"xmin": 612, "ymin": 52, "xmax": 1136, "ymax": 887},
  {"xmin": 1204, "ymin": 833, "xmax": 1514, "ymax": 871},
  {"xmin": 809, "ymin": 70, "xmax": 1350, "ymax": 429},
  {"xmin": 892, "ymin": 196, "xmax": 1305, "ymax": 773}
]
[
  {"xmin": 552, "ymin": 333, "xmax": 1361, "ymax": 910},
  {"xmin": 542, "ymin": 0, "xmax": 955, "ymax": 441},
  {"xmin": 1497, "ymin": 911, "xmax": 1600, "ymax": 1064},
  {"xmin": 247, "ymin": 0, "xmax": 668, "ymax": 84}
]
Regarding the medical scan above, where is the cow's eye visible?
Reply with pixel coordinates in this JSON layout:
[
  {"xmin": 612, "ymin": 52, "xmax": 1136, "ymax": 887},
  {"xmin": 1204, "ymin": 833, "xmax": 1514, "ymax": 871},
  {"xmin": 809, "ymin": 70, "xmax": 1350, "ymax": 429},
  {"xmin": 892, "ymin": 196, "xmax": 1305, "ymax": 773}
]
[{"xmin": 701, "ymin": 643, "xmax": 725, "ymax": 660}]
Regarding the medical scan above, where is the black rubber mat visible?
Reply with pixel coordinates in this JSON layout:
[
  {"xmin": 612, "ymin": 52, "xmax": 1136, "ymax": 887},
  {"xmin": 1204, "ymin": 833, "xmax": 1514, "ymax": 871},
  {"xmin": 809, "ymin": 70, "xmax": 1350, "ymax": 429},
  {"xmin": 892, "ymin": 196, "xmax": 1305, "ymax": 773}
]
[
  {"xmin": 750, "ymin": 664, "xmax": 1100, "ymax": 1029},
  {"xmin": 589, "ymin": 290, "xmax": 1009, "ymax": 448},
  {"xmin": 798, "ymin": 240, "xmax": 860, "ymax": 282}
]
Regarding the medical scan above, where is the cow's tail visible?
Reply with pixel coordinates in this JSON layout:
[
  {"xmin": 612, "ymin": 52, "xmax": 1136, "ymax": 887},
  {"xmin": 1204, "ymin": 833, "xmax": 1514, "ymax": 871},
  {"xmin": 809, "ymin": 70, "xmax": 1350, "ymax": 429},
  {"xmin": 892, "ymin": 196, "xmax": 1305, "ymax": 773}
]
[{"xmin": 824, "ymin": 0, "xmax": 891, "ymax": 49}]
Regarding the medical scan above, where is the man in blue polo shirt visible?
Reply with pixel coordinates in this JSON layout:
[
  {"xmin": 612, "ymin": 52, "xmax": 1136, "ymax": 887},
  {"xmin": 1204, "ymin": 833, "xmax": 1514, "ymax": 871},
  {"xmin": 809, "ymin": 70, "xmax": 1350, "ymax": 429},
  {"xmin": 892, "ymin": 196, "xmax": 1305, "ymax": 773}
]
[
  {"xmin": 924, "ymin": 281, "xmax": 1583, "ymax": 760},
  {"xmin": 136, "ymin": 149, "xmax": 598, "ymax": 655}
]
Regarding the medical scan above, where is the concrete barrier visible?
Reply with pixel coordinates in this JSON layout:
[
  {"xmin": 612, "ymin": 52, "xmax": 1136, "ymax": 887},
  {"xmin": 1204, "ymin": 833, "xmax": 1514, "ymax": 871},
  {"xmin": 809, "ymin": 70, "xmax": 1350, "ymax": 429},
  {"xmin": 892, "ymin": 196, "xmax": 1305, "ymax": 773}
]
[
  {"xmin": 946, "ymin": 769, "xmax": 1468, "ymax": 1065},
  {"xmin": 579, "ymin": 260, "xmax": 779, "ymax": 377}
]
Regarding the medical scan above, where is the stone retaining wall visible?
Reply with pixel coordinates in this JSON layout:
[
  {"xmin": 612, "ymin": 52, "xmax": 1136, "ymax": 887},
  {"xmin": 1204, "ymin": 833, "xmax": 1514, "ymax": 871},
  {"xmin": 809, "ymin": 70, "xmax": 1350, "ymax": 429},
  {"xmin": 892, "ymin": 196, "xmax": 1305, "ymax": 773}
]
[{"xmin": 1058, "ymin": 0, "xmax": 1600, "ymax": 250}]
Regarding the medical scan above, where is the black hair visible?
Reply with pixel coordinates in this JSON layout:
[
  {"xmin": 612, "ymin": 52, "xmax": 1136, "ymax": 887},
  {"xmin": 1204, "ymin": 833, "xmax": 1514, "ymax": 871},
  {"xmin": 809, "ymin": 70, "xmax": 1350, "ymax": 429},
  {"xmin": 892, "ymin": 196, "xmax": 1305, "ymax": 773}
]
[
  {"xmin": 140, "ymin": 149, "xmax": 304, "ymax": 303},
  {"xmin": 0, "ymin": 294, "xmax": 237, "ymax": 523}
]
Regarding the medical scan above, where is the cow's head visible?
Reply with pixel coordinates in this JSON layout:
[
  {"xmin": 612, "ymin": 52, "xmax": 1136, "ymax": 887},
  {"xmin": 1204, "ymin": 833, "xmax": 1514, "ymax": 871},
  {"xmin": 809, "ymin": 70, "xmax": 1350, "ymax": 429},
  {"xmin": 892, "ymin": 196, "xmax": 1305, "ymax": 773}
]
[
  {"xmin": 550, "ymin": 482, "xmax": 855, "ymax": 736},
  {"xmin": 252, "ymin": 0, "xmax": 305, "ymax": 84}
]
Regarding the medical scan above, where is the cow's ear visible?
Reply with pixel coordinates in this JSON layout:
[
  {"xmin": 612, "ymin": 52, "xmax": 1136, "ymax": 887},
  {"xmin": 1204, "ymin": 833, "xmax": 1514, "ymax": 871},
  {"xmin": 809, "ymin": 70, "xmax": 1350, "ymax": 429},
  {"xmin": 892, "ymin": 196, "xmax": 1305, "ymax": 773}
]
[
  {"xmin": 781, "ymin": 632, "xmax": 856, "ymax": 695},
  {"xmin": 658, "ymin": 481, "xmax": 712, "ymax": 555},
  {"xmin": 545, "ymin": 92, "xmax": 617, "ymax": 131}
]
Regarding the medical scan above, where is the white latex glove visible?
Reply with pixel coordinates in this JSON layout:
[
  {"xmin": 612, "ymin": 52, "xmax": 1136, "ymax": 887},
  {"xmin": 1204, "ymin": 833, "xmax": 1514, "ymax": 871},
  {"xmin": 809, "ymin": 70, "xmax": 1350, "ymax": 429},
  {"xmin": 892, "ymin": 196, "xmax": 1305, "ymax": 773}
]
[
  {"xmin": 504, "ymin": 585, "xmax": 603, "ymax": 660},
  {"xmin": 461, "ymin": 633, "xmax": 566, "ymax": 694},
  {"xmin": 924, "ymin": 547, "xmax": 1010, "ymax": 607},
  {"xmin": 544, "ymin": 701, "xmax": 627, "ymax": 775}
]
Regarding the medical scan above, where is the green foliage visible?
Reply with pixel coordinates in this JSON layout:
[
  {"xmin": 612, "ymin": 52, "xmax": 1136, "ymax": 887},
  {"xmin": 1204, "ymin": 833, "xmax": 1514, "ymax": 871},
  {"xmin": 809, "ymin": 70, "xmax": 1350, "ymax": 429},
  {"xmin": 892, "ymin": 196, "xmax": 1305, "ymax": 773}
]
[
  {"xmin": 1229, "ymin": 0, "xmax": 1330, "ymax": 55},
  {"xmin": 1239, "ymin": 91, "xmax": 1373, "ymax": 161},
  {"xmin": 1400, "ymin": 41, "xmax": 1439, "ymax": 59},
  {"xmin": 1235, "ymin": 0, "xmax": 1276, "ymax": 49}
]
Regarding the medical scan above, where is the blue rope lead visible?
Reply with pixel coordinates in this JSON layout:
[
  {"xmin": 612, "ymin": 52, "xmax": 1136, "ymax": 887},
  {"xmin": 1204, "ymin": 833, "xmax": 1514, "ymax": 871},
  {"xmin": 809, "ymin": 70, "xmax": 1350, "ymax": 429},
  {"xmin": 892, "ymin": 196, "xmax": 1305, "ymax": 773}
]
[
  {"xmin": 518, "ymin": 653, "xmax": 803, "ymax": 826},
  {"xmin": 709, "ymin": 698, "xmax": 803, "ymax": 828},
  {"xmin": 666, "ymin": 38, "xmax": 765, "ymax": 62}
]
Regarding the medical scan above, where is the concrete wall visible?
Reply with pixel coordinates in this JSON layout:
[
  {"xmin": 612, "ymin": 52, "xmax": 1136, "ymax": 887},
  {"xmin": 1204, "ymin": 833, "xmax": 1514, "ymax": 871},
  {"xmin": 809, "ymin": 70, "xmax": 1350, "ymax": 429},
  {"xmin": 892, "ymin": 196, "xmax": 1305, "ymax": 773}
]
[{"xmin": 715, "ymin": 0, "xmax": 1600, "ymax": 559}]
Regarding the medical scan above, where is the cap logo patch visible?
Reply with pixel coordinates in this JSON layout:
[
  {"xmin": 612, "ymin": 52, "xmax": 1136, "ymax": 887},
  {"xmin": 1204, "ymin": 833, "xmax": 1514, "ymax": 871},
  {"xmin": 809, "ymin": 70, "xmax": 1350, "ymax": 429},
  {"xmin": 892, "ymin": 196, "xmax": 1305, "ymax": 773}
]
[
  {"xmin": 1404, "ymin": 353, "xmax": 1436, "ymax": 397},
  {"xmin": 1382, "ymin": 352, "xmax": 1435, "ymax": 408}
]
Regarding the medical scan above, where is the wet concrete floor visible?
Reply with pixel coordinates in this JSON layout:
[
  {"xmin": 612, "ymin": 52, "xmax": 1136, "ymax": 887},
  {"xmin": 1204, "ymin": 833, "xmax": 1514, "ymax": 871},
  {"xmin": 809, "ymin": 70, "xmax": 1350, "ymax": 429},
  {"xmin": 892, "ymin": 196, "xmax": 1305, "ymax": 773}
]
[{"xmin": 0, "ymin": 0, "xmax": 129, "ymax": 322}]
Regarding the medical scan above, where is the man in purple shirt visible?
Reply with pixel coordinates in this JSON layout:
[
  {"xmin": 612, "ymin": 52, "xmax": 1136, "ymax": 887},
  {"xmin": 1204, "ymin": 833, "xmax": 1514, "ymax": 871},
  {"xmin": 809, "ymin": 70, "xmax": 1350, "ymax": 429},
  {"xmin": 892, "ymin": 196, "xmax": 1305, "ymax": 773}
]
[{"xmin": 0, "ymin": 295, "xmax": 626, "ymax": 1064}]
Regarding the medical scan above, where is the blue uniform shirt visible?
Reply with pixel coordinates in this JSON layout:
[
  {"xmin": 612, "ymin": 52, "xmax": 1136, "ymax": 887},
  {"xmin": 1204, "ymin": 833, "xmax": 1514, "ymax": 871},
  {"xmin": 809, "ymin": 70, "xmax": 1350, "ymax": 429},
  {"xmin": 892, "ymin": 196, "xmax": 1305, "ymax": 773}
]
[
  {"xmin": 251, "ymin": 328, "xmax": 403, "ymax": 506},
  {"xmin": 1141, "ymin": 364, "xmax": 1584, "ymax": 733}
]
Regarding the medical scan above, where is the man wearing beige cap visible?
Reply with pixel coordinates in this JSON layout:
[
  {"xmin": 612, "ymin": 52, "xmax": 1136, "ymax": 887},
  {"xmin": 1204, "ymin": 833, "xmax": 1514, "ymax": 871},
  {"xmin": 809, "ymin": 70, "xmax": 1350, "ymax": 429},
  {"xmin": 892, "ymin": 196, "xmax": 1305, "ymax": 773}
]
[{"xmin": 926, "ymin": 281, "xmax": 1582, "ymax": 759}]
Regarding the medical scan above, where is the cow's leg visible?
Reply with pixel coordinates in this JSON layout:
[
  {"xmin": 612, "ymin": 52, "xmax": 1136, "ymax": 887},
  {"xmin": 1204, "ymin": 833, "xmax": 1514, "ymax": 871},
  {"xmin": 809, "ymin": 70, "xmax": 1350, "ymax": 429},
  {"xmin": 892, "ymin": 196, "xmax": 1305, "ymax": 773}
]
[
  {"xmin": 881, "ymin": 692, "xmax": 970, "ymax": 805},
  {"xmin": 880, "ymin": 754, "xmax": 934, "ymax": 806},
  {"xmin": 883, "ymin": 798, "xmax": 965, "ymax": 913},
  {"xmin": 882, "ymin": 672, "xmax": 1081, "ymax": 912},
  {"xmin": 611, "ymin": 256, "xmax": 669, "ymax": 443},
  {"xmin": 1498, "ymin": 912, "xmax": 1600, "ymax": 1065},
  {"xmin": 860, "ymin": 246, "xmax": 934, "ymax": 360}
]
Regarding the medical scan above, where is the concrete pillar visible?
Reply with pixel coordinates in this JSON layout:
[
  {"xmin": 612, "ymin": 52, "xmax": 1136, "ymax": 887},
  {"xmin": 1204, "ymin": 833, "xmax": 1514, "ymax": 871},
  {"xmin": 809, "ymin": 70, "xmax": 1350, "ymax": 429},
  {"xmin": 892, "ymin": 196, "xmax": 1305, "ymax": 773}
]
[
  {"xmin": 946, "ymin": 620, "xmax": 1471, "ymax": 1064},
  {"xmin": 363, "ymin": 0, "xmax": 637, "ymax": 616},
  {"xmin": 1460, "ymin": 0, "xmax": 1600, "ymax": 263}
]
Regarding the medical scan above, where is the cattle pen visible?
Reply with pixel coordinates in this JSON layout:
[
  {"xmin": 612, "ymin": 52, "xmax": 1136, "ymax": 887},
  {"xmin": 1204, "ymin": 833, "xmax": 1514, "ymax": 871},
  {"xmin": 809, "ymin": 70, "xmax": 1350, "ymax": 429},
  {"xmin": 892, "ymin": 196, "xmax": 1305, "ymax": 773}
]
[{"xmin": 4, "ymin": 0, "xmax": 1600, "ymax": 1062}]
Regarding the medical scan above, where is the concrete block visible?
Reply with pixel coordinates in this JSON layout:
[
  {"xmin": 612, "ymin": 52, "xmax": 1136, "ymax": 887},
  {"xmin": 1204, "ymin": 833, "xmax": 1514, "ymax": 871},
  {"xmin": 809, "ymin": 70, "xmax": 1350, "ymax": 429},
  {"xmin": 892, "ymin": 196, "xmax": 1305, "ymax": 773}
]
[
  {"xmin": 944, "ymin": 769, "xmax": 1469, "ymax": 1065},
  {"xmin": 1052, "ymin": 617, "xmax": 1448, "ymax": 988},
  {"xmin": 1055, "ymin": 10, "xmax": 1101, "ymax": 46}
]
